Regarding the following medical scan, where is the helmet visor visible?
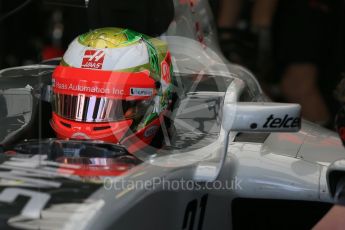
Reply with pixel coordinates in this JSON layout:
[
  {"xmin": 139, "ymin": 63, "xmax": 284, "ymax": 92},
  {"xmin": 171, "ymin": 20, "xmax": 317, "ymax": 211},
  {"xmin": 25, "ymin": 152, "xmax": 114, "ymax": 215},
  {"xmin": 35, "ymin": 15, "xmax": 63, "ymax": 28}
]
[{"xmin": 53, "ymin": 93, "xmax": 152, "ymax": 122}]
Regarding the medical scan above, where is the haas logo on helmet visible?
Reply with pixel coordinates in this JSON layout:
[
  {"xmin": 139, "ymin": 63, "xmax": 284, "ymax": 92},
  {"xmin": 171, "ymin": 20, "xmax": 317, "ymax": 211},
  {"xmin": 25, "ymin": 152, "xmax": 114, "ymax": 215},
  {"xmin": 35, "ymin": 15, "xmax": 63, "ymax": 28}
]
[{"xmin": 82, "ymin": 50, "xmax": 105, "ymax": 69}]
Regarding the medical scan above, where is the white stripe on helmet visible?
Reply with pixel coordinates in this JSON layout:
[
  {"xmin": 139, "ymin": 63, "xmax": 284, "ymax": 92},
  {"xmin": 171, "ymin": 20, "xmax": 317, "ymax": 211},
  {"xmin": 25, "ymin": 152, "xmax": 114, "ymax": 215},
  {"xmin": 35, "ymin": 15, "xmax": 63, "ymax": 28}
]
[{"xmin": 63, "ymin": 38, "xmax": 149, "ymax": 71}]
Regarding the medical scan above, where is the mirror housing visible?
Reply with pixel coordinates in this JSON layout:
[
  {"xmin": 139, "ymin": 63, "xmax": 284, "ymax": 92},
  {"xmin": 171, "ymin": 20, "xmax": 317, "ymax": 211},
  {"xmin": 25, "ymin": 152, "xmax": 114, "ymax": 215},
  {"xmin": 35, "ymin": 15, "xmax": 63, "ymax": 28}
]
[
  {"xmin": 222, "ymin": 102, "xmax": 301, "ymax": 133},
  {"xmin": 0, "ymin": 88, "xmax": 35, "ymax": 145}
]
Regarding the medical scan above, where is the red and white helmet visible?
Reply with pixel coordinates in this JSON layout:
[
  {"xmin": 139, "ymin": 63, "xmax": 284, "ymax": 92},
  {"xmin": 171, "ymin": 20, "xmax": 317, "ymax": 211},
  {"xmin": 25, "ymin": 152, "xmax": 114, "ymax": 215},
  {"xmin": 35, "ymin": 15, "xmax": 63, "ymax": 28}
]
[{"xmin": 50, "ymin": 27, "xmax": 174, "ymax": 153}]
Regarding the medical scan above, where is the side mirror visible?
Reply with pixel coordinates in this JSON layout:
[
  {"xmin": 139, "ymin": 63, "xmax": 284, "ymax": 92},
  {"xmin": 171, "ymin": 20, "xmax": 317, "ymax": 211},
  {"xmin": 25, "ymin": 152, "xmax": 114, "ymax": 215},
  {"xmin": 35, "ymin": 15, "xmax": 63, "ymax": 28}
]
[
  {"xmin": 0, "ymin": 88, "xmax": 35, "ymax": 145},
  {"xmin": 222, "ymin": 102, "xmax": 301, "ymax": 133}
]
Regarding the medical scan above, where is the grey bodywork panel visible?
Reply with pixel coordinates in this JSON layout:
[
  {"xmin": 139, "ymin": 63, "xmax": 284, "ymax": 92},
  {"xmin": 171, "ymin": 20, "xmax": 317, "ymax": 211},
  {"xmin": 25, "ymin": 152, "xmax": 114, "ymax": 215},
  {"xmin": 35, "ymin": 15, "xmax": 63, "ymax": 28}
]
[
  {"xmin": 298, "ymin": 121, "xmax": 345, "ymax": 165},
  {"xmin": 263, "ymin": 120, "xmax": 345, "ymax": 165},
  {"xmin": 0, "ymin": 47, "xmax": 344, "ymax": 230}
]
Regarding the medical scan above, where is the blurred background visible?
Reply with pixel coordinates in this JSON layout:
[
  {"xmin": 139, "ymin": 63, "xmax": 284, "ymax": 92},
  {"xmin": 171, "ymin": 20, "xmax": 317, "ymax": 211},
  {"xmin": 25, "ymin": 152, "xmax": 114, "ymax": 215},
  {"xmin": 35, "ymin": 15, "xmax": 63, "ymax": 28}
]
[
  {"xmin": 0, "ymin": 0, "xmax": 344, "ymax": 128},
  {"xmin": 211, "ymin": 0, "xmax": 345, "ymax": 129}
]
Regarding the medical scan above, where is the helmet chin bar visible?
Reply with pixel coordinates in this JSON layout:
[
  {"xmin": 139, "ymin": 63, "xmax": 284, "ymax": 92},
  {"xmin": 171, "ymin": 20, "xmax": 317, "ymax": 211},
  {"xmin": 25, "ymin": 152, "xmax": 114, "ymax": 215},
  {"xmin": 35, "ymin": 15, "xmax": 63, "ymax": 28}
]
[
  {"xmin": 50, "ymin": 112, "xmax": 133, "ymax": 144},
  {"xmin": 50, "ymin": 111, "xmax": 163, "ymax": 154}
]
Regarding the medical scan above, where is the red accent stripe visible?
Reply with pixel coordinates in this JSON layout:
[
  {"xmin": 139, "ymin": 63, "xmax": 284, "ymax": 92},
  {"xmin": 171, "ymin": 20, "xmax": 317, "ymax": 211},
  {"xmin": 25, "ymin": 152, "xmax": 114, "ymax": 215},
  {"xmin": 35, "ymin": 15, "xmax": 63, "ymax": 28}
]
[{"xmin": 57, "ymin": 164, "xmax": 132, "ymax": 176}]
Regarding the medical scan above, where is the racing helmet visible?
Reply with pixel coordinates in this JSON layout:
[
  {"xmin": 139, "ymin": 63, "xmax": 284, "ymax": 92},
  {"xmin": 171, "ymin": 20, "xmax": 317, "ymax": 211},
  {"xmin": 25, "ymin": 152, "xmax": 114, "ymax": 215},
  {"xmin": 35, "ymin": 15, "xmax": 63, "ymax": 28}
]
[{"xmin": 50, "ymin": 27, "xmax": 174, "ymax": 152}]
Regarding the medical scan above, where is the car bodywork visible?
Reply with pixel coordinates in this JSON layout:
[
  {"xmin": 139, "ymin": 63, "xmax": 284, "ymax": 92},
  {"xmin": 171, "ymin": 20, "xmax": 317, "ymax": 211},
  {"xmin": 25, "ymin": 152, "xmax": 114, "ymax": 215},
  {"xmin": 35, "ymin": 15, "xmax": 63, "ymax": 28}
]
[{"xmin": 0, "ymin": 0, "xmax": 345, "ymax": 229}]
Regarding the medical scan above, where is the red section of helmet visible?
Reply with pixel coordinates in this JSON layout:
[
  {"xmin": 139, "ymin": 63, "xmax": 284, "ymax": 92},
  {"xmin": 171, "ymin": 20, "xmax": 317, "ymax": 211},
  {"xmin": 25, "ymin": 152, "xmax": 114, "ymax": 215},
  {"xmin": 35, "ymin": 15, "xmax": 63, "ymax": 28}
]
[
  {"xmin": 122, "ymin": 116, "xmax": 161, "ymax": 153},
  {"xmin": 51, "ymin": 112, "xmax": 132, "ymax": 143},
  {"xmin": 50, "ymin": 55, "xmax": 172, "ymax": 150},
  {"xmin": 53, "ymin": 65, "xmax": 156, "ymax": 100}
]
